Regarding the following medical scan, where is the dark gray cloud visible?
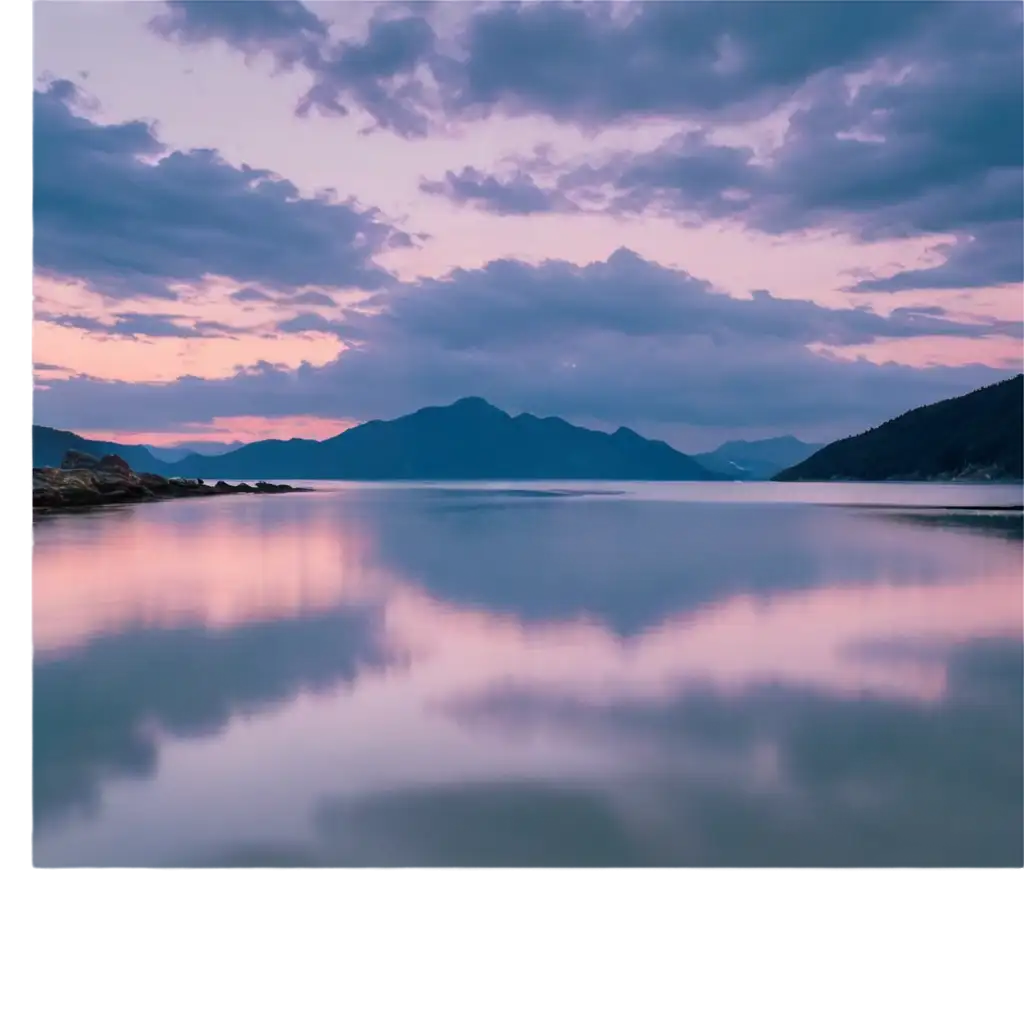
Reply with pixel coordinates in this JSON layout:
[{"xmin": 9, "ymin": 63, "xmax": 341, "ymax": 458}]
[
  {"xmin": 420, "ymin": 166, "xmax": 576, "ymax": 215},
  {"xmin": 295, "ymin": 7, "xmax": 443, "ymax": 137},
  {"xmin": 335, "ymin": 247, "xmax": 1021, "ymax": 349},
  {"xmin": 33, "ymin": 79, "xmax": 404, "ymax": 298},
  {"xmin": 407, "ymin": 3, "xmax": 1023, "ymax": 290},
  {"xmin": 150, "ymin": 0, "xmax": 328, "ymax": 70},
  {"xmin": 33, "ymin": 249, "xmax": 1019, "ymax": 439},
  {"xmin": 278, "ymin": 290, "xmax": 339, "ymax": 307},
  {"xmin": 847, "ymin": 223, "xmax": 1024, "ymax": 293},
  {"xmin": 274, "ymin": 312, "xmax": 348, "ymax": 335},
  {"xmin": 36, "ymin": 310, "xmax": 235, "ymax": 339},
  {"xmin": 426, "ymin": 60, "xmax": 1023, "ymax": 286},
  {"xmin": 150, "ymin": 1, "xmax": 946, "ymax": 136},
  {"xmin": 229, "ymin": 287, "xmax": 273, "ymax": 303},
  {"xmin": 148, "ymin": 2, "xmax": 1023, "ymax": 290},
  {"xmin": 439, "ymin": 0, "xmax": 944, "ymax": 128},
  {"xmin": 155, "ymin": 2, "xmax": 446, "ymax": 137},
  {"xmin": 229, "ymin": 287, "xmax": 339, "ymax": 308}
]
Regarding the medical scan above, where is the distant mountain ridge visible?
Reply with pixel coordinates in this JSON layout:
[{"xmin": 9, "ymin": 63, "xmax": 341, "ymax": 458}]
[
  {"xmin": 47, "ymin": 380, "xmax": 1015, "ymax": 487},
  {"xmin": 34, "ymin": 425, "xmax": 170, "ymax": 474},
  {"xmin": 775, "ymin": 375, "xmax": 1024, "ymax": 482},
  {"xmin": 146, "ymin": 441, "xmax": 245, "ymax": 461},
  {"xmin": 172, "ymin": 397, "xmax": 722, "ymax": 481},
  {"xmin": 693, "ymin": 436, "xmax": 825, "ymax": 480}
]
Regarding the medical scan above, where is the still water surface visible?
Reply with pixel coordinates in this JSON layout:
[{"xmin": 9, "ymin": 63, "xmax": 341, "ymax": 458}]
[{"xmin": 34, "ymin": 482, "xmax": 1023, "ymax": 866}]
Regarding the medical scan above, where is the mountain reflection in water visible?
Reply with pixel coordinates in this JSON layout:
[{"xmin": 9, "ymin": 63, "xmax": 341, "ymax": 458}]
[{"xmin": 33, "ymin": 482, "xmax": 1023, "ymax": 866}]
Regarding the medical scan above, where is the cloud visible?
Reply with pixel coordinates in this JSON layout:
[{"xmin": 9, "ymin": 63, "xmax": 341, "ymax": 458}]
[
  {"xmin": 437, "ymin": 0, "xmax": 945, "ymax": 128},
  {"xmin": 294, "ymin": 7, "xmax": 443, "ymax": 137},
  {"xmin": 149, "ymin": 0, "xmax": 328, "ymax": 70},
  {"xmin": 149, "ymin": 1, "xmax": 946, "ymax": 136},
  {"xmin": 420, "ymin": 165, "xmax": 577, "ymax": 215},
  {"xmin": 152, "ymin": 1, "xmax": 442, "ymax": 136},
  {"xmin": 229, "ymin": 287, "xmax": 273, "ymax": 303},
  {"xmin": 411, "ymin": 3, "xmax": 1023, "ymax": 289},
  {"xmin": 36, "ymin": 311, "xmax": 235, "ymax": 339},
  {"xmin": 33, "ymin": 79, "xmax": 404, "ymax": 298},
  {"xmin": 33, "ymin": 249, "xmax": 1019, "ymax": 438},
  {"xmin": 278, "ymin": 290, "xmax": 339, "ymax": 307},
  {"xmin": 229, "ymin": 287, "xmax": 339, "ymax": 307},
  {"xmin": 148, "ymin": 2, "xmax": 1022, "ymax": 290},
  {"xmin": 326, "ymin": 246, "xmax": 1022, "ymax": 352},
  {"xmin": 846, "ymin": 223, "xmax": 1024, "ymax": 293},
  {"xmin": 274, "ymin": 312, "xmax": 348, "ymax": 335}
]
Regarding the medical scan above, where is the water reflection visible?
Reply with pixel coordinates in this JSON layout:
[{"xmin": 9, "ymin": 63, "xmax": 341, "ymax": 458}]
[
  {"xmin": 359, "ymin": 494, "xmax": 1016, "ymax": 636},
  {"xmin": 33, "ymin": 484, "xmax": 1023, "ymax": 866},
  {"xmin": 33, "ymin": 497, "xmax": 380, "ymax": 655},
  {"xmin": 34, "ymin": 607, "xmax": 396, "ymax": 824}
]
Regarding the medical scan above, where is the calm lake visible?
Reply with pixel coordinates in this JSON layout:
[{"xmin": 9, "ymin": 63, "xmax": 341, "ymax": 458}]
[{"xmin": 33, "ymin": 481, "xmax": 1023, "ymax": 867}]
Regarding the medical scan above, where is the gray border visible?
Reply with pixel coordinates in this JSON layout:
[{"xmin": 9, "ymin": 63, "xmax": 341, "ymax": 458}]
[{"xmin": 6, "ymin": 4, "xmax": 1024, "ymax": 1019}]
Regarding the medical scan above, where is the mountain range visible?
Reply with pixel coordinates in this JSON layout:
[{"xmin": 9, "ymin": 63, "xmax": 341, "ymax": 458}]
[
  {"xmin": 35, "ymin": 400, "xmax": 741, "ymax": 481},
  {"xmin": 146, "ymin": 440, "xmax": 245, "ymax": 461},
  {"xmin": 33, "ymin": 426, "xmax": 171, "ymax": 476},
  {"xmin": 37, "ymin": 377, "xmax": 1020, "ymax": 484},
  {"xmin": 167, "ymin": 397, "xmax": 722, "ymax": 481},
  {"xmin": 776, "ymin": 374, "xmax": 1023, "ymax": 482},
  {"xmin": 693, "ymin": 437, "xmax": 824, "ymax": 480}
]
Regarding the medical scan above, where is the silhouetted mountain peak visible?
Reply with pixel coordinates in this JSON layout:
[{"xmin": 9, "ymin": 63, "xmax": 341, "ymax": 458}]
[
  {"xmin": 448, "ymin": 396, "xmax": 502, "ymax": 414},
  {"xmin": 165, "ymin": 398, "xmax": 721, "ymax": 481},
  {"xmin": 613, "ymin": 426, "xmax": 643, "ymax": 440}
]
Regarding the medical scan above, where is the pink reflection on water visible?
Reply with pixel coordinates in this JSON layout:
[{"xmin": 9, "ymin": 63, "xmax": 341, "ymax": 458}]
[
  {"xmin": 33, "ymin": 503, "xmax": 380, "ymax": 655},
  {"xmin": 34, "ymin": 499, "xmax": 1021, "ymax": 709},
  {"xmin": 378, "ymin": 571, "xmax": 1022, "ymax": 706},
  {"xmin": 32, "ymin": 496, "xmax": 1024, "ymax": 867}
]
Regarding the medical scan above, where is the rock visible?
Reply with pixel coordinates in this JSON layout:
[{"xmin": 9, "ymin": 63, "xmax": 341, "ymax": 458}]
[
  {"xmin": 139, "ymin": 472, "xmax": 173, "ymax": 493},
  {"xmin": 96, "ymin": 453, "xmax": 136, "ymax": 478},
  {"xmin": 57, "ymin": 472, "xmax": 103, "ymax": 505},
  {"xmin": 61, "ymin": 449, "xmax": 100, "ymax": 471},
  {"xmin": 92, "ymin": 472, "xmax": 132, "ymax": 495},
  {"xmin": 33, "ymin": 464, "xmax": 310, "ymax": 512},
  {"xmin": 32, "ymin": 470, "xmax": 64, "ymax": 508}
]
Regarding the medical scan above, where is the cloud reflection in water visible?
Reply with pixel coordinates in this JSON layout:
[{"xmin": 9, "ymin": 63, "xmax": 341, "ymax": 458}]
[{"xmin": 32, "ymin": 486, "xmax": 1023, "ymax": 866}]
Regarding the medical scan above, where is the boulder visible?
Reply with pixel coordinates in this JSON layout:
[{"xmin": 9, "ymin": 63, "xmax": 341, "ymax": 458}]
[
  {"xmin": 61, "ymin": 449, "xmax": 100, "ymax": 471},
  {"xmin": 56, "ymin": 472, "xmax": 103, "ymax": 506},
  {"xmin": 96, "ymin": 453, "xmax": 136, "ymax": 478}
]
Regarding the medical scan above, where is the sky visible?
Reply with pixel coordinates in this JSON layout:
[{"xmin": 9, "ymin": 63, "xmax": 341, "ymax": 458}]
[{"xmin": 31, "ymin": 0, "xmax": 1024, "ymax": 452}]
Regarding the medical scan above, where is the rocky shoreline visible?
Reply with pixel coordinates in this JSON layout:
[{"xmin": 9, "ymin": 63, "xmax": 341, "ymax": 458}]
[{"xmin": 34, "ymin": 450, "xmax": 311, "ymax": 514}]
